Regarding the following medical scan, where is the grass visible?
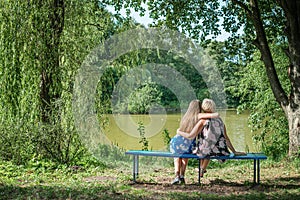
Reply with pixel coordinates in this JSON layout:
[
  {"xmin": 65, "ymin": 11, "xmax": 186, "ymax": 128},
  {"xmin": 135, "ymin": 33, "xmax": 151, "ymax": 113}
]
[{"xmin": 0, "ymin": 155, "xmax": 299, "ymax": 200}]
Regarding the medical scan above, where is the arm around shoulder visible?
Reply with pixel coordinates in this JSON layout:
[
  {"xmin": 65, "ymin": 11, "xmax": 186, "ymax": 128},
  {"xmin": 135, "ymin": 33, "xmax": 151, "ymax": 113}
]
[
  {"xmin": 198, "ymin": 112, "xmax": 219, "ymax": 120},
  {"xmin": 177, "ymin": 119, "xmax": 205, "ymax": 139}
]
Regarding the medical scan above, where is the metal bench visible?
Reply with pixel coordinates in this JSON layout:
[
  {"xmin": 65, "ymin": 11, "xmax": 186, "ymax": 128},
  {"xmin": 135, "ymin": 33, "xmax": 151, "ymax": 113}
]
[{"xmin": 125, "ymin": 150, "xmax": 267, "ymax": 184}]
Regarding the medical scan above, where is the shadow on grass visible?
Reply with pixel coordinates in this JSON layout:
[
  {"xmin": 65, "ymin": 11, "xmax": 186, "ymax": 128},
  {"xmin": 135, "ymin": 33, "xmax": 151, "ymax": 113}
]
[
  {"xmin": 1, "ymin": 176, "xmax": 299, "ymax": 200},
  {"xmin": 205, "ymin": 176, "xmax": 300, "ymax": 191},
  {"xmin": 0, "ymin": 184, "xmax": 136, "ymax": 200},
  {"xmin": 129, "ymin": 177, "xmax": 300, "ymax": 200},
  {"xmin": 270, "ymin": 176, "xmax": 300, "ymax": 189}
]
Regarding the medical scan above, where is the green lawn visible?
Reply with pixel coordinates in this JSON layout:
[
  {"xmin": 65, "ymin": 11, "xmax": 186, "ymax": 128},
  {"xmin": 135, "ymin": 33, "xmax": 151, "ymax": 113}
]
[{"xmin": 0, "ymin": 157, "xmax": 299, "ymax": 200}]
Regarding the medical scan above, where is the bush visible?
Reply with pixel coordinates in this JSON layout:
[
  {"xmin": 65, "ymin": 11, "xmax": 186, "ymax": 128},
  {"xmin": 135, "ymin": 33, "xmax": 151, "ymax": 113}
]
[
  {"xmin": 162, "ymin": 129, "xmax": 171, "ymax": 151},
  {"xmin": 0, "ymin": 100, "xmax": 87, "ymax": 165},
  {"xmin": 138, "ymin": 121, "xmax": 149, "ymax": 151},
  {"xmin": 0, "ymin": 118, "xmax": 35, "ymax": 165}
]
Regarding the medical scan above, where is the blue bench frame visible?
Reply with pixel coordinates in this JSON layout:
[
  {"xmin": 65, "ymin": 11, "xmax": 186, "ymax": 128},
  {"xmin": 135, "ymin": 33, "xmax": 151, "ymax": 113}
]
[{"xmin": 125, "ymin": 150, "xmax": 267, "ymax": 185}]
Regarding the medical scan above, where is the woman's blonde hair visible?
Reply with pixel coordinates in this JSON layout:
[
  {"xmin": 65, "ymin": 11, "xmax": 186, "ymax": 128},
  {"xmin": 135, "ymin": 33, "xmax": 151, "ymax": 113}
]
[
  {"xmin": 201, "ymin": 98, "xmax": 216, "ymax": 113},
  {"xmin": 179, "ymin": 100, "xmax": 201, "ymax": 132}
]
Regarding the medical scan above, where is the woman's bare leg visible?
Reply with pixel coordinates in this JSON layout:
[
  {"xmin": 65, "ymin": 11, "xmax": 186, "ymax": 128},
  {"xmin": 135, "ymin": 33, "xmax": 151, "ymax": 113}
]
[
  {"xmin": 174, "ymin": 158, "xmax": 181, "ymax": 177},
  {"xmin": 201, "ymin": 159, "xmax": 210, "ymax": 170},
  {"xmin": 180, "ymin": 158, "xmax": 189, "ymax": 177},
  {"xmin": 200, "ymin": 159, "xmax": 210, "ymax": 177},
  {"xmin": 172, "ymin": 158, "xmax": 182, "ymax": 184}
]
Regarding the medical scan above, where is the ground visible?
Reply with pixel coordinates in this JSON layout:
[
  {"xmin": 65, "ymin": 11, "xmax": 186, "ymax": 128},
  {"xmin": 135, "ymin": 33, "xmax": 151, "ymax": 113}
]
[
  {"xmin": 0, "ymin": 159, "xmax": 299, "ymax": 199},
  {"xmin": 81, "ymin": 161, "xmax": 300, "ymax": 199}
]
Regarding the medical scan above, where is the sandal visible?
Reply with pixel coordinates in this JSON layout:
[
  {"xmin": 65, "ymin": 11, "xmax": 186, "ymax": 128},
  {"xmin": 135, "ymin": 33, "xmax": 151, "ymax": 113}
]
[{"xmin": 171, "ymin": 176, "xmax": 180, "ymax": 184}]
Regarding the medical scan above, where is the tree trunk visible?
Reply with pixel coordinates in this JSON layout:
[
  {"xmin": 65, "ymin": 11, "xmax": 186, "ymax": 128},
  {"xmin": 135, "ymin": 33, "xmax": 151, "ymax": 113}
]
[
  {"xmin": 286, "ymin": 107, "xmax": 300, "ymax": 156},
  {"xmin": 281, "ymin": 0, "xmax": 300, "ymax": 156},
  {"xmin": 39, "ymin": 0, "xmax": 64, "ymax": 122}
]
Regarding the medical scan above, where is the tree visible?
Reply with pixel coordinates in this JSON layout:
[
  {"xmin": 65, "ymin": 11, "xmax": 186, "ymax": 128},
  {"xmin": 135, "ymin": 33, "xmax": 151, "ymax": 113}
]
[
  {"xmin": 236, "ymin": 44, "xmax": 290, "ymax": 159},
  {"xmin": 0, "ymin": 0, "xmax": 119, "ymax": 163},
  {"xmin": 127, "ymin": 80, "xmax": 162, "ymax": 114},
  {"xmin": 103, "ymin": 0, "xmax": 300, "ymax": 156},
  {"xmin": 38, "ymin": 0, "xmax": 65, "ymax": 122}
]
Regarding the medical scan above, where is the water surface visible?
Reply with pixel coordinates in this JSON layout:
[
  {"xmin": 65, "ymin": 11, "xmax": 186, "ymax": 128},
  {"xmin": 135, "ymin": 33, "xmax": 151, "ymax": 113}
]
[{"xmin": 102, "ymin": 110, "xmax": 258, "ymax": 152}]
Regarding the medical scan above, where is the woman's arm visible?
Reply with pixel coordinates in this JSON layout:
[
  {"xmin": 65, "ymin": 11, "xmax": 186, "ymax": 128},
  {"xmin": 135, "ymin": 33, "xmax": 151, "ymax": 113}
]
[
  {"xmin": 198, "ymin": 112, "xmax": 219, "ymax": 120},
  {"xmin": 224, "ymin": 125, "xmax": 246, "ymax": 155},
  {"xmin": 177, "ymin": 119, "xmax": 205, "ymax": 139},
  {"xmin": 223, "ymin": 125, "xmax": 236, "ymax": 153}
]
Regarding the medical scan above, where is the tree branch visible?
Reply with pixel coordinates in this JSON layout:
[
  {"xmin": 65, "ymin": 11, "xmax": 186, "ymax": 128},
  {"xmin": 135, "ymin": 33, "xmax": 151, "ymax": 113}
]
[
  {"xmin": 85, "ymin": 23, "xmax": 106, "ymax": 31},
  {"xmin": 231, "ymin": 0, "xmax": 252, "ymax": 16}
]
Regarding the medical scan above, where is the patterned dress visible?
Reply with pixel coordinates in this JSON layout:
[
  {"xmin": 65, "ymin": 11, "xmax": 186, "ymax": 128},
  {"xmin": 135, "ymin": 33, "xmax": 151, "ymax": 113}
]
[
  {"xmin": 194, "ymin": 118, "xmax": 230, "ymax": 157},
  {"xmin": 170, "ymin": 134, "xmax": 195, "ymax": 154}
]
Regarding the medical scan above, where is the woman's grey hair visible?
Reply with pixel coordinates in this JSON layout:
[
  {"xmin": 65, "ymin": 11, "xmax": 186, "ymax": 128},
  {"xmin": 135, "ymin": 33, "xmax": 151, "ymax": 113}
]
[{"xmin": 201, "ymin": 98, "xmax": 216, "ymax": 113}]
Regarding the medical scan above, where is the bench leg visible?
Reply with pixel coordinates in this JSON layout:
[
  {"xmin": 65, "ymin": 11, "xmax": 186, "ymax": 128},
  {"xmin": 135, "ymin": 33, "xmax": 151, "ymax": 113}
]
[
  {"xmin": 253, "ymin": 159, "xmax": 256, "ymax": 184},
  {"xmin": 253, "ymin": 159, "xmax": 261, "ymax": 185},
  {"xmin": 133, "ymin": 155, "xmax": 139, "ymax": 182},
  {"xmin": 257, "ymin": 159, "xmax": 260, "ymax": 184},
  {"xmin": 198, "ymin": 159, "xmax": 201, "ymax": 184}
]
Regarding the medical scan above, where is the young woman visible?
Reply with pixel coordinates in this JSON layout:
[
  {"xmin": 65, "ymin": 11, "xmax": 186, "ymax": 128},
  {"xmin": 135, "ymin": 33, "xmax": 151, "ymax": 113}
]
[{"xmin": 169, "ymin": 99, "xmax": 219, "ymax": 184}]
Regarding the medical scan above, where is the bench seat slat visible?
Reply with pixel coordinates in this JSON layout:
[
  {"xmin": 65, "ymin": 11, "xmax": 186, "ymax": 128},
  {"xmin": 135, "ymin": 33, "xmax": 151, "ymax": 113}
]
[{"xmin": 125, "ymin": 150, "xmax": 267, "ymax": 160}]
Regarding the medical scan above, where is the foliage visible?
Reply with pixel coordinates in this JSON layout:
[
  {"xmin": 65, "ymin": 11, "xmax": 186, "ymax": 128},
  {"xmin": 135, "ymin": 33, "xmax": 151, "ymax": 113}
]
[
  {"xmin": 235, "ymin": 44, "xmax": 290, "ymax": 160},
  {"xmin": 205, "ymin": 40, "xmax": 248, "ymax": 108},
  {"xmin": 93, "ymin": 144, "xmax": 130, "ymax": 164},
  {"xmin": 102, "ymin": 0, "xmax": 285, "ymax": 43},
  {"xmin": 0, "ymin": 1, "xmax": 41, "ymax": 164},
  {"xmin": 98, "ymin": 48, "xmax": 209, "ymax": 114},
  {"xmin": 127, "ymin": 81, "xmax": 162, "ymax": 114},
  {"xmin": 162, "ymin": 129, "xmax": 171, "ymax": 151},
  {"xmin": 138, "ymin": 121, "xmax": 149, "ymax": 151},
  {"xmin": 111, "ymin": 75, "xmax": 163, "ymax": 114},
  {"xmin": 34, "ymin": 101, "xmax": 86, "ymax": 164},
  {"xmin": 0, "ymin": 0, "xmax": 119, "ymax": 164},
  {"xmin": 0, "ymin": 119, "xmax": 35, "ymax": 165}
]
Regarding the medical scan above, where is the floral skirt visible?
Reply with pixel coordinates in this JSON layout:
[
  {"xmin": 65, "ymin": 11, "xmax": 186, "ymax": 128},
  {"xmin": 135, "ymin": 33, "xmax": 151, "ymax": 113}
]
[{"xmin": 170, "ymin": 135, "xmax": 195, "ymax": 154}]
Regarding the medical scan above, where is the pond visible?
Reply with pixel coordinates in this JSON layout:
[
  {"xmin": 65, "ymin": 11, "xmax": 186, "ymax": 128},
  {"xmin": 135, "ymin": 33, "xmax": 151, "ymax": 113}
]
[{"xmin": 101, "ymin": 110, "xmax": 259, "ymax": 152}]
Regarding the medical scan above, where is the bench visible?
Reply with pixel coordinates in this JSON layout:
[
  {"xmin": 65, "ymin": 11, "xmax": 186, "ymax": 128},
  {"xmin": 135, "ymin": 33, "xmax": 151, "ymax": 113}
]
[{"xmin": 125, "ymin": 150, "xmax": 267, "ymax": 185}]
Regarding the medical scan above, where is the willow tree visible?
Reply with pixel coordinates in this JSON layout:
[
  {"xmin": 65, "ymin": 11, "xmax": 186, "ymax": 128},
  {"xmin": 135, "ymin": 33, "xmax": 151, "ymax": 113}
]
[
  {"xmin": 103, "ymin": 0, "xmax": 300, "ymax": 156},
  {"xmin": 0, "ymin": 0, "xmax": 117, "ymax": 163}
]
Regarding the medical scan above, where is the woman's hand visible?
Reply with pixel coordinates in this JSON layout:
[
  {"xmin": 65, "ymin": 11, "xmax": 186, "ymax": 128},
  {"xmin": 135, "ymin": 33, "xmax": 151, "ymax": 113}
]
[
  {"xmin": 177, "ymin": 128, "xmax": 185, "ymax": 136},
  {"xmin": 233, "ymin": 151, "xmax": 247, "ymax": 156}
]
